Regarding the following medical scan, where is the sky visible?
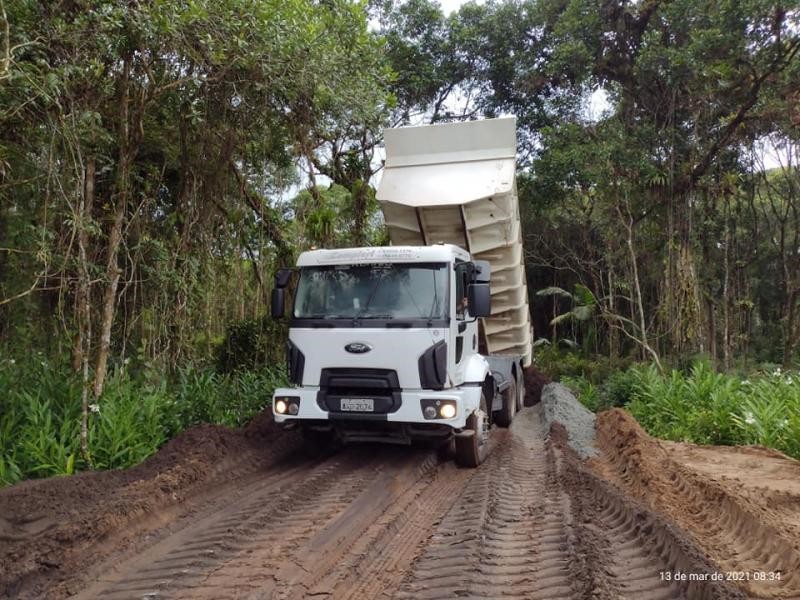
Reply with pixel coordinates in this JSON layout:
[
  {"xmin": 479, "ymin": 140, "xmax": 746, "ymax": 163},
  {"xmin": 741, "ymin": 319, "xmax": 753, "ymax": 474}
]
[{"xmin": 438, "ymin": 0, "xmax": 482, "ymax": 14}]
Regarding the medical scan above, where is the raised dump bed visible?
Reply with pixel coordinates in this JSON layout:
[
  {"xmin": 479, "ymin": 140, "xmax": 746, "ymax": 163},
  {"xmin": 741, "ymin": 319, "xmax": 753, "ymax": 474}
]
[{"xmin": 376, "ymin": 117, "xmax": 532, "ymax": 366}]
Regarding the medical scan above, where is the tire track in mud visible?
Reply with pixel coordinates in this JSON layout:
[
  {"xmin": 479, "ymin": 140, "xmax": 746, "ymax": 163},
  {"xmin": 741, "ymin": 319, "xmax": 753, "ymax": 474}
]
[
  {"xmin": 595, "ymin": 409, "xmax": 800, "ymax": 599},
  {"xmin": 76, "ymin": 451, "xmax": 385, "ymax": 600},
  {"xmin": 311, "ymin": 453, "xmax": 475, "ymax": 600},
  {"xmin": 396, "ymin": 409, "xmax": 579, "ymax": 600},
  {"xmin": 552, "ymin": 425, "xmax": 746, "ymax": 600},
  {"xmin": 244, "ymin": 449, "xmax": 459, "ymax": 600},
  {"xmin": 56, "ymin": 402, "xmax": 791, "ymax": 600}
]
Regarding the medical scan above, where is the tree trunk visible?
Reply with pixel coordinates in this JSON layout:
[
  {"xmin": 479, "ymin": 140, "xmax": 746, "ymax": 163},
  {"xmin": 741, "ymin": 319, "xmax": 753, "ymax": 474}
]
[
  {"xmin": 78, "ymin": 157, "xmax": 95, "ymax": 463},
  {"xmin": 618, "ymin": 200, "xmax": 662, "ymax": 371},
  {"xmin": 607, "ymin": 266, "xmax": 619, "ymax": 358},
  {"xmin": 722, "ymin": 212, "xmax": 732, "ymax": 370},
  {"xmin": 351, "ymin": 179, "xmax": 369, "ymax": 246},
  {"xmin": 93, "ymin": 187, "xmax": 126, "ymax": 399},
  {"xmin": 94, "ymin": 57, "xmax": 135, "ymax": 399}
]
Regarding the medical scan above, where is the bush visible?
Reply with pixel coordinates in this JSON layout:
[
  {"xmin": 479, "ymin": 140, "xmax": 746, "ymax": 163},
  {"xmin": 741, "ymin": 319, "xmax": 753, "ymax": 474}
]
[
  {"xmin": 216, "ymin": 317, "xmax": 288, "ymax": 374},
  {"xmin": 625, "ymin": 362, "xmax": 800, "ymax": 457},
  {"xmin": 533, "ymin": 347, "xmax": 632, "ymax": 383},
  {"xmin": 560, "ymin": 375, "xmax": 600, "ymax": 411},
  {"xmin": 0, "ymin": 353, "xmax": 287, "ymax": 487},
  {"xmin": 560, "ymin": 358, "xmax": 800, "ymax": 459}
]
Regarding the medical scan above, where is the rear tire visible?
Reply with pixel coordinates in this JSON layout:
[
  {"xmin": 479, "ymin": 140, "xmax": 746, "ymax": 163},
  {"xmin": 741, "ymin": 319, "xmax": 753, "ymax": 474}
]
[
  {"xmin": 516, "ymin": 370, "xmax": 525, "ymax": 411},
  {"xmin": 495, "ymin": 378, "xmax": 516, "ymax": 428},
  {"xmin": 455, "ymin": 392, "xmax": 490, "ymax": 467}
]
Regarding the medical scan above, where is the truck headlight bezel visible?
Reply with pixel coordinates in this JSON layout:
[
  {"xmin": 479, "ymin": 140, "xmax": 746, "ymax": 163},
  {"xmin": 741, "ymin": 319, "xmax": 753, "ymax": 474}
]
[
  {"xmin": 420, "ymin": 398, "xmax": 457, "ymax": 420},
  {"xmin": 275, "ymin": 396, "xmax": 301, "ymax": 415}
]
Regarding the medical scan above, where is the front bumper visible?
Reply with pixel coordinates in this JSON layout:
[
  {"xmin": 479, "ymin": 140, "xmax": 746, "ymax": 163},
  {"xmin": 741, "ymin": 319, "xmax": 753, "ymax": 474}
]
[{"xmin": 272, "ymin": 386, "xmax": 481, "ymax": 430}]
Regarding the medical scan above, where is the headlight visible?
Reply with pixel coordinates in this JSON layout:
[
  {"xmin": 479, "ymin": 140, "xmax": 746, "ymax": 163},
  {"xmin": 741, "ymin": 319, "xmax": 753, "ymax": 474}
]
[
  {"xmin": 439, "ymin": 403, "xmax": 456, "ymax": 419},
  {"xmin": 275, "ymin": 396, "xmax": 300, "ymax": 415}
]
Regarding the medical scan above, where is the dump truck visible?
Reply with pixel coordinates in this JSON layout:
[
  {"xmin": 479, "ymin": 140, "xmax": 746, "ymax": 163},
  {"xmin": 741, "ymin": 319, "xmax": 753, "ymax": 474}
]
[{"xmin": 270, "ymin": 117, "xmax": 532, "ymax": 467}]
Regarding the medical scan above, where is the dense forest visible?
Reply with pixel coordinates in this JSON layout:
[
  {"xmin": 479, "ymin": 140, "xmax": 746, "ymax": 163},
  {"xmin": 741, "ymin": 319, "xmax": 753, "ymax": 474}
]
[{"xmin": 1, "ymin": 0, "xmax": 799, "ymax": 481}]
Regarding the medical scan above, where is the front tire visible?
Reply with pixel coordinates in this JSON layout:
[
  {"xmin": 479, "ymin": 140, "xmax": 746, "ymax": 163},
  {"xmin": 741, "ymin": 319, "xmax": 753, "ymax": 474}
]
[{"xmin": 455, "ymin": 392, "xmax": 490, "ymax": 467}]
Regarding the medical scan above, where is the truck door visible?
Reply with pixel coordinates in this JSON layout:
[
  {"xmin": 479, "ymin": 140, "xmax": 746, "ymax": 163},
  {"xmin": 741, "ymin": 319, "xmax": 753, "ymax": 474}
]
[{"xmin": 451, "ymin": 261, "xmax": 477, "ymax": 386}]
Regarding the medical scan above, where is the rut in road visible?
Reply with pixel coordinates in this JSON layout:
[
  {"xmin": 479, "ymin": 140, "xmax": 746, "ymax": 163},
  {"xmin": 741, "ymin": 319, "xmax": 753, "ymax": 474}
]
[
  {"xmin": 72, "ymin": 405, "xmax": 748, "ymax": 600},
  {"xmin": 76, "ymin": 451, "xmax": 386, "ymax": 599},
  {"xmin": 396, "ymin": 408, "xmax": 579, "ymax": 599},
  {"xmin": 397, "ymin": 408, "xmax": 745, "ymax": 600}
]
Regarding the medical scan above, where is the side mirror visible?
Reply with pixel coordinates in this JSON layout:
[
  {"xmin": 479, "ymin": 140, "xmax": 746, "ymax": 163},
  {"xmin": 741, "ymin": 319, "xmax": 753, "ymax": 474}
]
[
  {"xmin": 275, "ymin": 268, "xmax": 292, "ymax": 288},
  {"xmin": 271, "ymin": 287, "xmax": 286, "ymax": 319},
  {"xmin": 271, "ymin": 268, "xmax": 293, "ymax": 319},
  {"xmin": 467, "ymin": 283, "xmax": 491, "ymax": 317}
]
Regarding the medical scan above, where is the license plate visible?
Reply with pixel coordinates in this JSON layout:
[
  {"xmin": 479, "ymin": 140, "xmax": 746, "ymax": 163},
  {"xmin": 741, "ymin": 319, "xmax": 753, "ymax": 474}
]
[{"xmin": 340, "ymin": 398, "xmax": 374, "ymax": 412}]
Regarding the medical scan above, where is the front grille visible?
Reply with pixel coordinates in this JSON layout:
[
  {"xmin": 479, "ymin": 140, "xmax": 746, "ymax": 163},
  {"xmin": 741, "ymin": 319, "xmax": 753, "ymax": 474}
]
[{"xmin": 316, "ymin": 368, "xmax": 401, "ymax": 414}]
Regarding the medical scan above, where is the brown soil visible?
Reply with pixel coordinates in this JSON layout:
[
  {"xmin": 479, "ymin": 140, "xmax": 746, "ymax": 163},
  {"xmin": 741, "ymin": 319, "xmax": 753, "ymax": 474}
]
[
  {"xmin": 522, "ymin": 364, "xmax": 551, "ymax": 406},
  {"xmin": 1, "ymin": 400, "xmax": 799, "ymax": 599},
  {"xmin": 0, "ymin": 412, "xmax": 302, "ymax": 599},
  {"xmin": 593, "ymin": 408, "xmax": 800, "ymax": 598}
]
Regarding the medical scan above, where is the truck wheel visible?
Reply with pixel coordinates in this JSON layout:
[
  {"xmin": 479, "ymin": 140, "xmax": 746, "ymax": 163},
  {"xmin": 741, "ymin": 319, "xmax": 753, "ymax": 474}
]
[
  {"xmin": 455, "ymin": 393, "xmax": 490, "ymax": 467},
  {"xmin": 495, "ymin": 378, "xmax": 517, "ymax": 428},
  {"xmin": 516, "ymin": 371, "xmax": 525, "ymax": 411}
]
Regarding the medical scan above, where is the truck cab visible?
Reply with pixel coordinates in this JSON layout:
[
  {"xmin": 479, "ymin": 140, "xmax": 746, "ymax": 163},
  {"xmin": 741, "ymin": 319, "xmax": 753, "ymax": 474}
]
[{"xmin": 271, "ymin": 244, "xmax": 511, "ymax": 466}]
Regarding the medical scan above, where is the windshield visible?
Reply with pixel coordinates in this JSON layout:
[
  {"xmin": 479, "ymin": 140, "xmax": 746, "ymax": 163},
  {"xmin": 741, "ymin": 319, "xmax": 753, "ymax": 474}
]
[{"xmin": 293, "ymin": 263, "xmax": 448, "ymax": 320}]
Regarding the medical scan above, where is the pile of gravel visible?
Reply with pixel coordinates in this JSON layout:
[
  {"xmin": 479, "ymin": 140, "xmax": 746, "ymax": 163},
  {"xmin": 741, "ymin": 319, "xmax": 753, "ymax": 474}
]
[{"xmin": 541, "ymin": 382, "xmax": 598, "ymax": 458}]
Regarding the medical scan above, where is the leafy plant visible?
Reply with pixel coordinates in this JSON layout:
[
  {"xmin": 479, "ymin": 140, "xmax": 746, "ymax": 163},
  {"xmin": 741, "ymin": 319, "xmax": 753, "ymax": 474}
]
[
  {"xmin": 0, "ymin": 354, "xmax": 287, "ymax": 488},
  {"xmin": 624, "ymin": 362, "xmax": 800, "ymax": 457}
]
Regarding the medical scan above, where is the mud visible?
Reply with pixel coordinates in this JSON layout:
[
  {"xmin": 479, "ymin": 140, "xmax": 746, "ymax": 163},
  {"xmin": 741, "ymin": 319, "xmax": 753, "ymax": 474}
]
[
  {"xmin": 594, "ymin": 408, "xmax": 800, "ymax": 598},
  {"xmin": 0, "ymin": 413, "xmax": 301, "ymax": 599},
  {"xmin": 522, "ymin": 364, "xmax": 550, "ymax": 406},
  {"xmin": 1, "ymin": 399, "xmax": 800, "ymax": 599}
]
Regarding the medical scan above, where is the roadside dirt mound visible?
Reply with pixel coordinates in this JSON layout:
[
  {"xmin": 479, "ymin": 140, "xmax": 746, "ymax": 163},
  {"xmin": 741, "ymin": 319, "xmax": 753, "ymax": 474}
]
[
  {"xmin": 551, "ymin": 423, "xmax": 747, "ymax": 600},
  {"xmin": 523, "ymin": 364, "xmax": 551, "ymax": 406},
  {"xmin": 0, "ymin": 409, "xmax": 300, "ymax": 599},
  {"xmin": 593, "ymin": 408, "xmax": 800, "ymax": 599},
  {"xmin": 663, "ymin": 441, "xmax": 800, "ymax": 545}
]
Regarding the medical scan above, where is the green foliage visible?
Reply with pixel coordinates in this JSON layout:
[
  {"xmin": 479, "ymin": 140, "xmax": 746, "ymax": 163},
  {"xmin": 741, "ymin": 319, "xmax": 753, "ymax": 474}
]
[
  {"xmin": 622, "ymin": 362, "xmax": 800, "ymax": 457},
  {"xmin": 563, "ymin": 359, "xmax": 800, "ymax": 458},
  {"xmin": 626, "ymin": 362, "xmax": 743, "ymax": 445},
  {"xmin": 561, "ymin": 375, "xmax": 600, "ymax": 411},
  {"xmin": 564, "ymin": 368, "xmax": 641, "ymax": 412},
  {"xmin": 0, "ymin": 355, "xmax": 286, "ymax": 487},
  {"xmin": 534, "ymin": 347, "xmax": 631, "ymax": 383},
  {"xmin": 216, "ymin": 317, "xmax": 288, "ymax": 374}
]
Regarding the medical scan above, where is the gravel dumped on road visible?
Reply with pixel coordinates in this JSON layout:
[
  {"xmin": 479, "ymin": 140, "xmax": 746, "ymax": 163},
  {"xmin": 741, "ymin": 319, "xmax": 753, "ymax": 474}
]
[{"xmin": 541, "ymin": 382, "xmax": 598, "ymax": 458}]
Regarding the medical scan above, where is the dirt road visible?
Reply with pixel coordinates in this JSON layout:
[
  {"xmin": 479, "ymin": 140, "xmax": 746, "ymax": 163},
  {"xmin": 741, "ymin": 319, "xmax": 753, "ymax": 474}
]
[{"xmin": 2, "ymin": 389, "xmax": 799, "ymax": 599}]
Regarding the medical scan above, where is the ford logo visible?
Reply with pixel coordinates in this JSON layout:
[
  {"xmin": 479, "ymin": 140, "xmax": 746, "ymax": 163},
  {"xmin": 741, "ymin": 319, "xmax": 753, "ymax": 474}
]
[{"xmin": 345, "ymin": 342, "xmax": 372, "ymax": 354}]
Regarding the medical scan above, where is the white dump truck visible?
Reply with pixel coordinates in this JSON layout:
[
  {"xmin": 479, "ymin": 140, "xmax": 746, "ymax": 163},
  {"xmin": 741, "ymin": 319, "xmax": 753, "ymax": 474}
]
[{"xmin": 271, "ymin": 117, "xmax": 532, "ymax": 467}]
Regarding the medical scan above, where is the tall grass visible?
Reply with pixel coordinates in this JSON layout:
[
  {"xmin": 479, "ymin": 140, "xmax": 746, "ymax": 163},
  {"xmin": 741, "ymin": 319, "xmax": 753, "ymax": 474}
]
[
  {"xmin": 572, "ymin": 361, "xmax": 800, "ymax": 459},
  {"xmin": 0, "ymin": 355, "xmax": 286, "ymax": 487}
]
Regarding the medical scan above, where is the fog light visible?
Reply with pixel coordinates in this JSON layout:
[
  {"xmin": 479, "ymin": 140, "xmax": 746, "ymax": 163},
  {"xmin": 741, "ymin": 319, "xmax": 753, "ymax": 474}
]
[
  {"xmin": 423, "ymin": 405, "xmax": 437, "ymax": 419},
  {"xmin": 288, "ymin": 402, "xmax": 299, "ymax": 415},
  {"xmin": 439, "ymin": 403, "xmax": 456, "ymax": 419},
  {"xmin": 275, "ymin": 399, "xmax": 288, "ymax": 414}
]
